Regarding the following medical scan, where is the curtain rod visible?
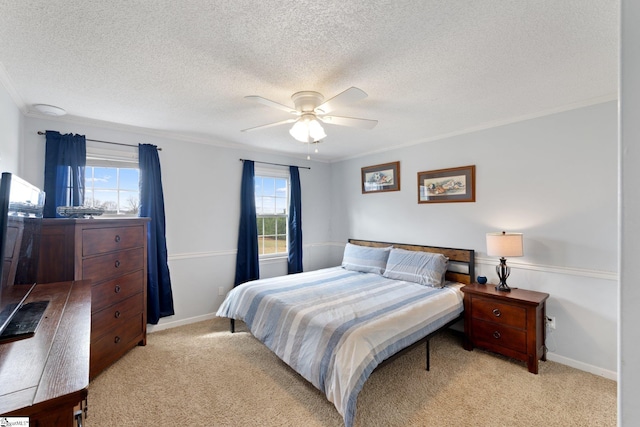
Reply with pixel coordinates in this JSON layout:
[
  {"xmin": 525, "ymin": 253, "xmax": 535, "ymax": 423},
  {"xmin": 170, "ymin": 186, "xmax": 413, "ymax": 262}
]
[
  {"xmin": 239, "ymin": 159, "xmax": 310, "ymax": 170},
  {"xmin": 37, "ymin": 131, "xmax": 162, "ymax": 151}
]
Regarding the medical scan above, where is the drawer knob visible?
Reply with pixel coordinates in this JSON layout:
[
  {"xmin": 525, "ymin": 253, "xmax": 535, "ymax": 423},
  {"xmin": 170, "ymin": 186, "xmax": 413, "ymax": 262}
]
[
  {"xmin": 115, "ymin": 260, "xmax": 121, "ymax": 268},
  {"xmin": 492, "ymin": 308, "xmax": 501, "ymax": 317},
  {"xmin": 493, "ymin": 331, "xmax": 501, "ymax": 339},
  {"xmin": 114, "ymin": 336, "xmax": 121, "ymax": 344},
  {"xmin": 115, "ymin": 235, "xmax": 121, "ymax": 243},
  {"xmin": 114, "ymin": 310, "xmax": 121, "ymax": 318},
  {"xmin": 114, "ymin": 285, "xmax": 121, "ymax": 293}
]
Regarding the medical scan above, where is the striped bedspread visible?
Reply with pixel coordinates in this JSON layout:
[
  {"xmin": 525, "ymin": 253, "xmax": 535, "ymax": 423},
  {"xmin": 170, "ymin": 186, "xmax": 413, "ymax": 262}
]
[{"xmin": 216, "ymin": 266, "xmax": 464, "ymax": 427}]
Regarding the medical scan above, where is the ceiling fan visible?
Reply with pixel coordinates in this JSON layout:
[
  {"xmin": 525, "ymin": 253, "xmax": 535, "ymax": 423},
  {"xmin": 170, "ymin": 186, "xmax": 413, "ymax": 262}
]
[{"xmin": 241, "ymin": 87, "xmax": 377, "ymax": 143}]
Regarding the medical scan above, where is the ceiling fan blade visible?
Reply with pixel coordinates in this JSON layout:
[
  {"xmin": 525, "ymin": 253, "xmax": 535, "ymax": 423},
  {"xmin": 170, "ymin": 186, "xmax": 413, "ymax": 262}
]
[
  {"xmin": 245, "ymin": 96, "xmax": 297, "ymax": 114},
  {"xmin": 241, "ymin": 118, "xmax": 297, "ymax": 132},
  {"xmin": 318, "ymin": 115, "xmax": 378, "ymax": 129},
  {"xmin": 315, "ymin": 87, "xmax": 368, "ymax": 114}
]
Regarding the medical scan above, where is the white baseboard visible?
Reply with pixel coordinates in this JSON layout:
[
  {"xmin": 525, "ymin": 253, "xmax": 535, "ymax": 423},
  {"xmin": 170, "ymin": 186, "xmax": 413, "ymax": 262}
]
[
  {"xmin": 147, "ymin": 313, "xmax": 218, "ymax": 333},
  {"xmin": 545, "ymin": 352, "xmax": 618, "ymax": 381}
]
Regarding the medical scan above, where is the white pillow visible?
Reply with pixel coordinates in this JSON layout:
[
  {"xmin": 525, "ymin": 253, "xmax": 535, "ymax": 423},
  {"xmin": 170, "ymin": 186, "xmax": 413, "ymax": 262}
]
[
  {"xmin": 341, "ymin": 243, "xmax": 392, "ymax": 275},
  {"xmin": 382, "ymin": 248, "xmax": 449, "ymax": 287}
]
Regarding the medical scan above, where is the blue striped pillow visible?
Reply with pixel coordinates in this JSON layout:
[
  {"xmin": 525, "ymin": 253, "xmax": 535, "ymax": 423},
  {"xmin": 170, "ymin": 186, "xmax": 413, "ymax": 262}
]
[
  {"xmin": 382, "ymin": 248, "xmax": 449, "ymax": 287},
  {"xmin": 341, "ymin": 243, "xmax": 391, "ymax": 275}
]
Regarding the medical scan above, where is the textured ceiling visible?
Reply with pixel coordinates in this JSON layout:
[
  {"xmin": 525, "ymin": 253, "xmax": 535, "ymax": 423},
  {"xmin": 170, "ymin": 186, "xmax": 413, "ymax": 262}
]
[{"xmin": 0, "ymin": 0, "xmax": 619, "ymax": 161}]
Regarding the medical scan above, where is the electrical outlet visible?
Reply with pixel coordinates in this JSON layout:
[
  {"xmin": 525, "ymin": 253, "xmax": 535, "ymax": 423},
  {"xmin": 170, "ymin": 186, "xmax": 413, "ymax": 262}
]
[
  {"xmin": 218, "ymin": 286, "xmax": 225, "ymax": 296},
  {"xmin": 546, "ymin": 316, "xmax": 556, "ymax": 330}
]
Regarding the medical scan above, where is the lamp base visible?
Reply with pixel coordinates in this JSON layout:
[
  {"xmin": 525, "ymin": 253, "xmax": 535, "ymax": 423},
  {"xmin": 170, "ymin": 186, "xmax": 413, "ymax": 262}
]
[
  {"xmin": 495, "ymin": 283, "xmax": 511, "ymax": 292},
  {"xmin": 495, "ymin": 257, "xmax": 511, "ymax": 292}
]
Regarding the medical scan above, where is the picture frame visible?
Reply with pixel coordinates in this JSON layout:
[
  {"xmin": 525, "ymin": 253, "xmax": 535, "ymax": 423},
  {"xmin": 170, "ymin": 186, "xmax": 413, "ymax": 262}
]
[
  {"xmin": 417, "ymin": 165, "xmax": 476, "ymax": 203},
  {"xmin": 361, "ymin": 161, "xmax": 401, "ymax": 194}
]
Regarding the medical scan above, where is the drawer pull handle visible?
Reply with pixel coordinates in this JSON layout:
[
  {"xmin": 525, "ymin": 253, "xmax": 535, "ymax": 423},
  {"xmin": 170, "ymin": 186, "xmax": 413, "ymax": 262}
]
[
  {"xmin": 114, "ymin": 285, "xmax": 121, "ymax": 293},
  {"xmin": 114, "ymin": 310, "xmax": 121, "ymax": 318},
  {"xmin": 115, "ymin": 235, "xmax": 121, "ymax": 243},
  {"xmin": 114, "ymin": 336, "xmax": 121, "ymax": 344},
  {"xmin": 492, "ymin": 308, "xmax": 501, "ymax": 317},
  {"xmin": 493, "ymin": 331, "xmax": 501, "ymax": 339},
  {"xmin": 115, "ymin": 260, "xmax": 121, "ymax": 268}
]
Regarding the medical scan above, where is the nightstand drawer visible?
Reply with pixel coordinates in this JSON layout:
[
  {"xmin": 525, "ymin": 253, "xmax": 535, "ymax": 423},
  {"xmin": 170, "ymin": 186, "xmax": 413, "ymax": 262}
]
[
  {"xmin": 472, "ymin": 319, "xmax": 527, "ymax": 353},
  {"xmin": 471, "ymin": 297, "xmax": 526, "ymax": 329}
]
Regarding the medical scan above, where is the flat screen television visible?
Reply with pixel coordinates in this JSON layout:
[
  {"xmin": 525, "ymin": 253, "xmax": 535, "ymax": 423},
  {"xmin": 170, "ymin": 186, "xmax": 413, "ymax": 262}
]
[{"xmin": 0, "ymin": 172, "xmax": 47, "ymax": 342}]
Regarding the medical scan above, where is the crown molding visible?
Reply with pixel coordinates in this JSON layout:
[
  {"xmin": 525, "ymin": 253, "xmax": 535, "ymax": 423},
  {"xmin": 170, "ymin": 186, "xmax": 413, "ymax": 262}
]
[
  {"xmin": 332, "ymin": 93, "xmax": 619, "ymax": 163},
  {"xmin": 25, "ymin": 109, "xmax": 330, "ymax": 164},
  {"xmin": 0, "ymin": 61, "xmax": 27, "ymax": 112}
]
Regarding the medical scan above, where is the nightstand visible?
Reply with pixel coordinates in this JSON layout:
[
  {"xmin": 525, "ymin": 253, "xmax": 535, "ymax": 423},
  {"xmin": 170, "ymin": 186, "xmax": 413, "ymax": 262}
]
[{"xmin": 461, "ymin": 283, "xmax": 549, "ymax": 374}]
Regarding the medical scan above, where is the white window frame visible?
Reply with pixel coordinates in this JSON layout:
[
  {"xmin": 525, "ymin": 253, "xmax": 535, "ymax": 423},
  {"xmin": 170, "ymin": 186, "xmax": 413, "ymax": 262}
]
[
  {"xmin": 85, "ymin": 142, "xmax": 140, "ymax": 218},
  {"xmin": 254, "ymin": 165, "xmax": 290, "ymax": 260}
]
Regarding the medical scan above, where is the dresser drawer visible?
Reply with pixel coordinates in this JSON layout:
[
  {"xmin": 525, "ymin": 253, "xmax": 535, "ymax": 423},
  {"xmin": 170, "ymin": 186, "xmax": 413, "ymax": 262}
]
[
  {"xmin": 90, "ymin": 312, "xmax": 144, "ymax": 378},
  {"xmin": 472, "ymin": 319, "xmax": 527, "ymax": 353},
  {"xmin": 83, "ymin": 247, "xmax": 144, "ymax": 282},
  {"xmin": 82, "ymin": 225, "xmax": 145, "ymax": 257},
  {"xmin": 92, "ymin": 292, "xmax": 144, "ymax": 339},
  {"xmin": 471, "ymin": 297, "xmax": 526, "ymax": 329},
  {"xmin": 91, "ymin": 269, "xmax": 144, "ymax": 312}
]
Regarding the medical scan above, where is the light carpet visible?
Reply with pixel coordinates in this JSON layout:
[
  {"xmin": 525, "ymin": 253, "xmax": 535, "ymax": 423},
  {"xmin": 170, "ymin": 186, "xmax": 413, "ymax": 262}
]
[{"xmin": 86, "ymin": 318, "xmax": 616, "ymax": 426}]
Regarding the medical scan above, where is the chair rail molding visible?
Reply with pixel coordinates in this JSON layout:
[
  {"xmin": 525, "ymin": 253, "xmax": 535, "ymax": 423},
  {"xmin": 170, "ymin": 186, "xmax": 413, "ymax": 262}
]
[{"xmin": 475, "ymin": 256, "xmax": 618, "ymax": 281}]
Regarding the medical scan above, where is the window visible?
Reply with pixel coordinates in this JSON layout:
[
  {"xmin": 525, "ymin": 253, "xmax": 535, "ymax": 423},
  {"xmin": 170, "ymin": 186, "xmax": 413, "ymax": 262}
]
[
  {"xmin": 84, "ymin": 142, "xmax": 140, "ymax": 217},
  {"xmin": 84, "ymin": 166, "xmax": 140, "ymax": 216},
  {"xmin": 254, "ymin": 173, "xmax": 289, "ymax": 257}
]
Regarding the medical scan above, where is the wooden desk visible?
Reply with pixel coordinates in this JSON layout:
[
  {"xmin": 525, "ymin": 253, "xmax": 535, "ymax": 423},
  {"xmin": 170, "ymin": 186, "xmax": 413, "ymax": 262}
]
[{"xmin": 0, "ymin": 280, "xmax": 91, "ymax": 426}]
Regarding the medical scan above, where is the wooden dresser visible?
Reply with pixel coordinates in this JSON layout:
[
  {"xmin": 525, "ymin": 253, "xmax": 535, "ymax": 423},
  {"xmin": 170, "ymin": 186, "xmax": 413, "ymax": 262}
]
[
  {"xmin": 461, "ymin": 283, "xmax": 549, "ymax": 374},
  {"xmin": 38, "ymin": 218, "xmax": 148, "ymax": 379}
]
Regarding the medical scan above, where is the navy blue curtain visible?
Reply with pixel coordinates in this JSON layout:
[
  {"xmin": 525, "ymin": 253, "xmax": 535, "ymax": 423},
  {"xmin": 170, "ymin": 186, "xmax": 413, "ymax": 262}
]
[
  {"xmin": 139, "ymin": 144, "xmax": 174, "ymax": 324},
  {"xmin": 234, "ymin": 160, "xmax": 259, "ymax": 286},
  {"xmin": 288, "ymin": 166, "xmax": 303, "ymax": 274},
  {"xmin": 43, "ymin": 131, "xmax": 86, "ymax": 218}
]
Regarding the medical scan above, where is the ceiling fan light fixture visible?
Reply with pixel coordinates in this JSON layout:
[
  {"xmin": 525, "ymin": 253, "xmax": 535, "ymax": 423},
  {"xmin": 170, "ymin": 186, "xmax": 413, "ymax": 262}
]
[
  {"xmin": 289, "ymin": 114, "xmax": 326, "ymax": 143},
  {"xmin": 243, "ymin": 87, "xmax": 375, "ymax": 146},
  {"xmin": 308, "ymin": 118, "xmax": 326, "ymax": 141},
  {"xmin": 33, "ymin": 104, "xmax": 66, "ymax": 116},
  {"xmin": 289, "ymin": 120, "xmax": 308, "ymax": 142}
]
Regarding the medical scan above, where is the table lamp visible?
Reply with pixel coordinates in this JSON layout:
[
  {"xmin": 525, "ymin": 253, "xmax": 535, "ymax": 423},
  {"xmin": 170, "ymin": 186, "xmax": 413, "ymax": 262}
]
[{"xmin": 486, "ymin": 231, "xmax": 523, "ymax": 292}]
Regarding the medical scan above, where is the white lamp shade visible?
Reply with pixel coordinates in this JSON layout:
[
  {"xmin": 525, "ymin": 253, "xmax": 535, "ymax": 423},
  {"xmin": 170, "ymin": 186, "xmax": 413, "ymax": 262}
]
[
  {"xmin": 307, "ymin": 118, "xmax": 326, "ymax": 141},
  {"xmin": 289, "ymin": 120, "xmax": 308, "ymax": 142},
  {"xmin": 486, "ymin": 232, "xmax": 523, "ymax": 257},
  {"xmin": 289, "ymin": 115, "xmax": 327, "ymax": 143}
]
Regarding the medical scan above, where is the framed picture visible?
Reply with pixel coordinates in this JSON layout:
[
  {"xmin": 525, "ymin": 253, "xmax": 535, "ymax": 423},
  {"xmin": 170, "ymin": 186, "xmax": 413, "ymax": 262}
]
[
  {"xmin": 361, "ymin": 161, "xmax": 401, "ymax": 194},
  {"xmin": 418, "ymin": 165, "xmax": 476, "ymax": 203}
]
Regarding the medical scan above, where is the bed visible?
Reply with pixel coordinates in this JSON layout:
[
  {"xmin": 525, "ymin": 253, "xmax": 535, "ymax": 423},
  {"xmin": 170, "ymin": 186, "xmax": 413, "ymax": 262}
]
[{"xmin": 216, "ymin": 239, "xmax": 474, "ymax": 427}]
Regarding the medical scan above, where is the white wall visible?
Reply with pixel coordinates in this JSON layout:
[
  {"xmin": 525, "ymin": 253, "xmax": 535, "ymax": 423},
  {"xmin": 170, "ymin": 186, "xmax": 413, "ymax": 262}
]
[
  {"xmin": 0, "ymin": 80, "xmax": 21, "ymax": 174},
  {"xmin": 18, "ymin": 115, "xmax": 335, "ymax": 331},
  {"xmin": 330, "ymin": 101, "xmax": 619, "ymax": 378},
  {"xmin": 619, "ymin": 0, "xmax": 638, "ymax": 424},
  {"xmin": 2, "ymin": 82, "xmax": 621, "ymax": 379}
]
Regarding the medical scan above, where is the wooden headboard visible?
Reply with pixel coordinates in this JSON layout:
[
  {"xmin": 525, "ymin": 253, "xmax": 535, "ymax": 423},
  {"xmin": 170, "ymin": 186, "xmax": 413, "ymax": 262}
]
[{"xmin": 348, "ymin": 239, "xmax": 475, "ymax": 285}]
